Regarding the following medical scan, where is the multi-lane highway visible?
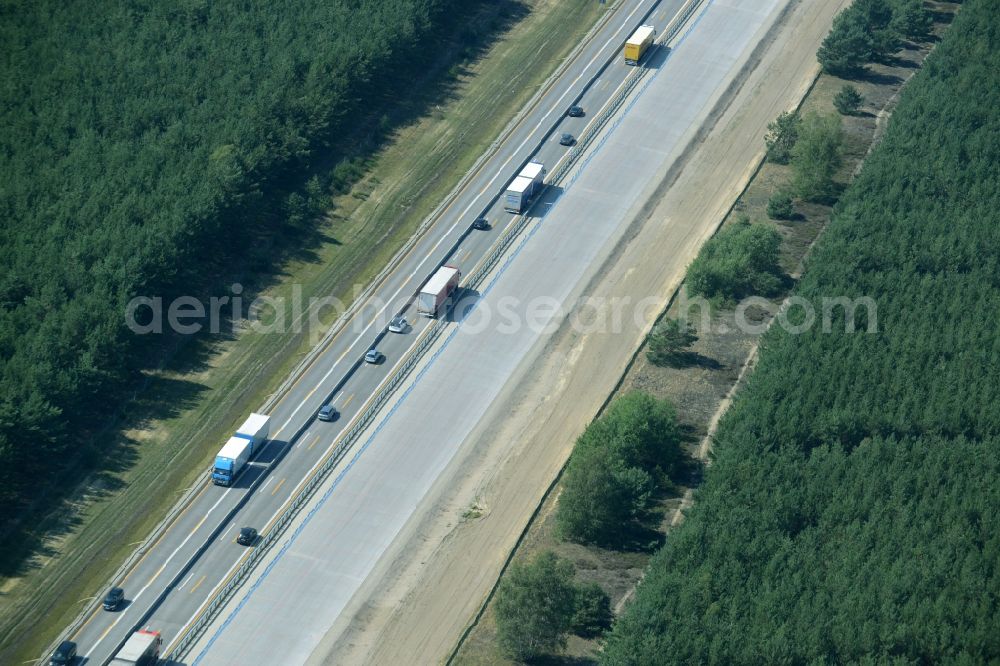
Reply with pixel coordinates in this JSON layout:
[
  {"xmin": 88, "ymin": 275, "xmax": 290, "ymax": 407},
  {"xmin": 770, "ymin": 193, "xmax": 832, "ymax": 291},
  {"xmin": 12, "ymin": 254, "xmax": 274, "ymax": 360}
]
[
  {"xmin": 60, "ymin": 0, "xmax": 689, "ymax": 663},
  {"xmin": 178, "ymin": 0, "xmax": 790, "ymax": 663}
]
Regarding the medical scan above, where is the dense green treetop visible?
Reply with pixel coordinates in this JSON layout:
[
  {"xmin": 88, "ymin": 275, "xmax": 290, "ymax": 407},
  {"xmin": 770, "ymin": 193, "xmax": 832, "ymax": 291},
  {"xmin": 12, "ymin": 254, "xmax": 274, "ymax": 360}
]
[{"xmin": 0, "ymin": 0, "xmax": 465, "ymax": 523}]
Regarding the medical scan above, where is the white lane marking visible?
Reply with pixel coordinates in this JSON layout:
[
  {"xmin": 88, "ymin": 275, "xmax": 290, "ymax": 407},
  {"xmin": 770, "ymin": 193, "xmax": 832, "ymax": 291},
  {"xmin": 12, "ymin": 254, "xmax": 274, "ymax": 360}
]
[
  {"xmin": 272, "ymin": 2, "xmax": 650, "ymax": 442},
  {"xmin": 219, "ymin": 525, "xmax": 234, "ymax": 542},
  {"xmin": 258, "ymin": 477, "xmax": 273, "ymax": 493},
  {"xmin": 84, "ymin": 488, "xmax": 232, "ymax": 658},
  {"xmin": 179, "ymin": 573, "xmax": 194, "ymax": 590}
]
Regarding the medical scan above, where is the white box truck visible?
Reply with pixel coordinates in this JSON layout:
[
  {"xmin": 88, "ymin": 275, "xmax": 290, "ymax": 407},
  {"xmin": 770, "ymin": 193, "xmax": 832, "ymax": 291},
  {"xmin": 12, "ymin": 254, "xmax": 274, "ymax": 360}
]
[
  {"xmin": 417, "ymin": 265, "xmax": 461, "ymax": 317},
  {"xmin": 504, "ymin": 161, "xmax": 546, "ymax": 213}
]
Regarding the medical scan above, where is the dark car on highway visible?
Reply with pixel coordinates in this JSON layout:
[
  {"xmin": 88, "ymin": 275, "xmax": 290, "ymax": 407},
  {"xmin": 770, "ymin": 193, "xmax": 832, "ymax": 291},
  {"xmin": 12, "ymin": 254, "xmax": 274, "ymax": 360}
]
[
  {"xmin": 237, "ymin": 527, "xmax": 258, "ymax": 546},
  {"xmin": 567, "ymin": 105, "xmax": 584, "ymax": 117},
  {"xmin": 317, "ymin": 404, "xmax": 338, "ymax": 422},
  {"xmin": 559, "ymin": 133, "xmax": 575, "ymax": 146},
  {"xmin": 472, "ymin": 216, "xmax": 490, "ymax": 231},
  {"xmin": 49, "ymin": 641, "xmax": 77, "ymax": 666},
  {"xmin": 103, "ymin": 586, "xmax": 125, "ymax": 611}
]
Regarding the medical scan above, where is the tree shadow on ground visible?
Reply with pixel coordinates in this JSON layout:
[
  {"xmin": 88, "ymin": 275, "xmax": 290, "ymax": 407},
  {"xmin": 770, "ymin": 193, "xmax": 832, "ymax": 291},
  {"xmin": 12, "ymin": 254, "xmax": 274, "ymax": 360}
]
[
  {"xmin": 658, "ymin": 350, "xmax": 724, "ymax": 371},
  {"xmin": 859, "ymin": 69, "xmax": 904, "ymax": 86},
  {"xmin": 776, "ymin": 210, "xmax": 810, "ymax": 224},
  {"xmin": 799, "ymin": 182, "xmax": 847, "ymax": 208},
  {"xmin": 611, "ymin": 521, "xmax": 667, "ymax": 554},
  {"xmin": 929, "ymin": 8, "xmax": 955, "ymax": 27},
  {"xmin": 880, "ymin": 52, "xmax": 921, "ymax": 69},
  {"xmin": 531, "ymin": 655, "xmax": 598, "ymax": 666},
  {"xmin": 0, "ymin": 374, "xmax": 208, "ymax": 579}
]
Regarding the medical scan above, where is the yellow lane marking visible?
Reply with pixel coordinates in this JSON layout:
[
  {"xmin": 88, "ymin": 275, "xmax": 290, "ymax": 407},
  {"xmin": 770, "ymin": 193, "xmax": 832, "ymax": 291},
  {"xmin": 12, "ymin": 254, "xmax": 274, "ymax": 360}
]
[
  {"xmin": 307, "ymin": 435, "xmax": 321, "ymax": 451},
  {"xmin": 188, "ymin": 511, "xmax": 210, "ymax": 538},
  {"xmin": 341, "ymin": 393, "xmax": 355, "ymax": 409},
  {"xmin": 188, "ymin": 575, "xmax": 207, "ymax": 595},
  {"xmin": 271, "ymin": 477, "xmax": 286, "ymax": 496}
]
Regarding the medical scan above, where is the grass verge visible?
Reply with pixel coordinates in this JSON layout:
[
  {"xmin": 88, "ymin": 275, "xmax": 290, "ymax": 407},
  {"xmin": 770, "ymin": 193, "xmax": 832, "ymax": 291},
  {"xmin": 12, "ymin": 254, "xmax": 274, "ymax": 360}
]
[{"xmin": 0, "ymin": 0, "xmax": 612, "ymax": 662}]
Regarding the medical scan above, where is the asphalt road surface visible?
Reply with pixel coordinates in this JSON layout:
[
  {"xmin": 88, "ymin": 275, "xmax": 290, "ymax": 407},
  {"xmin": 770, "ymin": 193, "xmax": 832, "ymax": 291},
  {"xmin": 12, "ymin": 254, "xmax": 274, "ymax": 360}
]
[{"xmin": 63, "ymin": 0, "xmax": 687, "ymax": 663}]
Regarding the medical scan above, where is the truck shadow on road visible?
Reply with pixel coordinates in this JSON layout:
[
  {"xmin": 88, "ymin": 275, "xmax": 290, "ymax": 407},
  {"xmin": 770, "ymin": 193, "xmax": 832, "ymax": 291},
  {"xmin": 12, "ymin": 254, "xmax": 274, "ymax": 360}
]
[
  {"xmin": 223, "ymin": 438, "xmax": 291, "ymax": 490},
  {"xmin": 450, "ymin": 288, "xmax": 481, "ymax": 323},
  {"xmin": 528, "ymin": 184, "xmax": 561, "ymax": 218},
  {"xmin": 644, "ymin": 43, "xmax": 670, "ymax": 70}
]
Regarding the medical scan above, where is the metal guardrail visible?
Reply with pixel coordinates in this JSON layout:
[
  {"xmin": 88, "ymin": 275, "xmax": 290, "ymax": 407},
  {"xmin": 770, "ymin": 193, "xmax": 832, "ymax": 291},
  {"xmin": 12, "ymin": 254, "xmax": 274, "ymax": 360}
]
[
  {"xmin": 165, "ymin": 0, "xmax": 715, "ymax": 660},
  {"xmin": 167, "ymin": 9, "xmax": 652, "ymax": 661}
]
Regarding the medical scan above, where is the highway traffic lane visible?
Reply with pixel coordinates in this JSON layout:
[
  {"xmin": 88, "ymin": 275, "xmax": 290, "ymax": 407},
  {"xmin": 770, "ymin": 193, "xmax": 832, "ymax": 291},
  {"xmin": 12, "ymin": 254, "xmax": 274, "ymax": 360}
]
[
  {"xmin": 74, "ymin": 255, "xmax": 445, "ymax": 658},
  {"xmin": 87, "ymin": 354, "xmax": 408, "ymax": 653},
  {"xmin": 188, "ymin": 16, "xmax": 704, "ymax": 652},
  {"xmin": 62, "ymin": 0, "xmax": 669, "ymax": 661},
  {"xmin": 160, "ymin": 0, "xmax": 676, "ymax": 586},
  {"xmin": 189, "ymin": 0, "xmax": 786, "ymax": 660},
  {"xmin": 144, "ymin": 0, "xmax": 672, "ymax": 656},
  {"xmin": 141, "ymin": 301, "xmax": 485, "ymax": 648}
]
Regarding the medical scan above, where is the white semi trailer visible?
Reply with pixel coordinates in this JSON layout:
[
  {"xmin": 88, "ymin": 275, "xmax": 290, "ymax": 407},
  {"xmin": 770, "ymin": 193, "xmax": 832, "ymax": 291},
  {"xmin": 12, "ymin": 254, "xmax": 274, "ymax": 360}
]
[{"xmin": 504, "ymin": 161, "xmax": 546, "ymax": 213}]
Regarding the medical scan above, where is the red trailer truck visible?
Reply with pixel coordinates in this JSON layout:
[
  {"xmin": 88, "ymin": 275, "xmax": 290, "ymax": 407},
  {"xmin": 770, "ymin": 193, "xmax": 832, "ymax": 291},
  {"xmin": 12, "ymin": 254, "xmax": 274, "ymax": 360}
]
[
  {"xmin": 417, "ymin": 265, "xmax": 461, "ymax": 317},
  {"xmin": 110, "ymin": 629, "xmax": 161, "ymax": 666}
]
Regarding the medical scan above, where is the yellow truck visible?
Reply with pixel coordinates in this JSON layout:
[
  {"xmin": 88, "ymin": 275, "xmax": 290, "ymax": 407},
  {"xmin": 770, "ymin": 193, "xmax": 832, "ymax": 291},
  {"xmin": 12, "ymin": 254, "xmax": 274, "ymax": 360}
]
[{"xmin": 624, "ymin": 24, "xmax": 656, "ymax": 65}]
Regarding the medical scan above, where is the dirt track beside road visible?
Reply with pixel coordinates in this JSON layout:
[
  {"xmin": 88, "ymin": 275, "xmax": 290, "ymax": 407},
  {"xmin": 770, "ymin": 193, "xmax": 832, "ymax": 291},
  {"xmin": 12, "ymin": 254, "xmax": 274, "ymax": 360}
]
[{"xmin": 312, "ymin": 1, "xmax": 851, "ymax": 663}]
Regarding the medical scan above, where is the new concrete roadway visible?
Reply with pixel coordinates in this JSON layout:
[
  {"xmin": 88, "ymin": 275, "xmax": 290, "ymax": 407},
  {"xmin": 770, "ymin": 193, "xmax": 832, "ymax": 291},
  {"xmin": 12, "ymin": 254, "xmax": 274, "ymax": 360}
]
[{"xmin": 62, "ymin": 0, "xmax": 688, "ymax": 663}]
